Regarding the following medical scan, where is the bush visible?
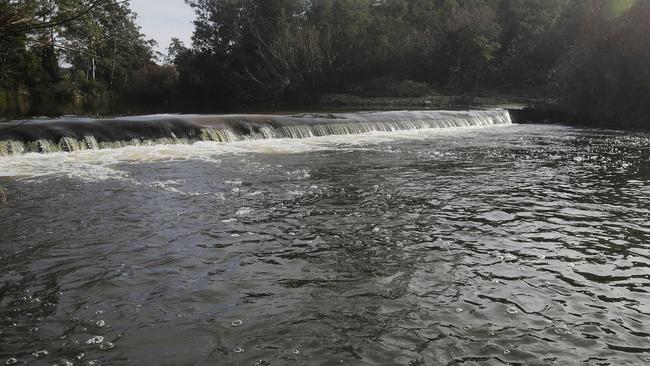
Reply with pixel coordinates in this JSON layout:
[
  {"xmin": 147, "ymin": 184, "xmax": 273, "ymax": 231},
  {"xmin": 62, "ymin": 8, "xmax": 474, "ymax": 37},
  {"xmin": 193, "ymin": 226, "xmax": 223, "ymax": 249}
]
[
  {"xmin": 390, "ymin": 80, "xmax": 431, "ymax": 97},
  {"xmin": 120, "ymin": 65, "xmax": 179, "ymax": 106},
  {"xmin": 348, "ymin": 77, "xmax": 431, "ymax": 98}
]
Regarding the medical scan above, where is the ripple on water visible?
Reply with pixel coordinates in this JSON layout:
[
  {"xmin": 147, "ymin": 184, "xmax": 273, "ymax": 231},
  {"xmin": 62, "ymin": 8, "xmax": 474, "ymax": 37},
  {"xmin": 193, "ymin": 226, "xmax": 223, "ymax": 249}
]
[
  {"xmin": 32, "ymin": 350, "xmax": 48, "ymax": 358},
  {"xmin": 0, "ymin": 124, "xmax": 649, "ymax": 365},
  {"xmin": 86, "ymin": 336, "xmax": 104, "ymax": 344},
  {"xmin": 232, "ymin": 320, "xmax": 244, "ymax": 327},
  {"xmin": 554, "ymin": 324, "xmax": 571, "ymax": 335},
  {"xmin": 99, "ymin": 342, "xmax": 115, "ymax": 350},
  {"xmin": 478, "ymin": 210, "xmax": 516, "ymax": 222}
]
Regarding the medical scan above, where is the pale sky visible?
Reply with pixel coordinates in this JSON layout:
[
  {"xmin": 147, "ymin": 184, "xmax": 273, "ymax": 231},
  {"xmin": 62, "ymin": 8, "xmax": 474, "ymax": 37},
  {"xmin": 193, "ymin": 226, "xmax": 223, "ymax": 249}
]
[{"xmin": 129, "ymin": 0, "xmax": 196, "ymax": 55}]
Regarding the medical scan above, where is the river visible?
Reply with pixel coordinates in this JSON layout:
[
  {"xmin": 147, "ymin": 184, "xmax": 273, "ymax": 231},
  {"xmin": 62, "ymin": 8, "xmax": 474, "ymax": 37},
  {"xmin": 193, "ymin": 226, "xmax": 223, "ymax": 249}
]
[{"xmin": 0, "ymin": 111, "xmax": 649, "ymax": 365}]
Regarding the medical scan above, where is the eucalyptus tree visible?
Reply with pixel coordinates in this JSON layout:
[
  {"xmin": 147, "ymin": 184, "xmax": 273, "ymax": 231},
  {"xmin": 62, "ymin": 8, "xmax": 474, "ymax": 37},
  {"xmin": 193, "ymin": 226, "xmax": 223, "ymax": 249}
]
[
  {"xmin": 60, "ymin": 0, "xmax": 154, "ymax": 86},
  {"xmin": 0, "ymin": 0, "xmax": 155, "ymax": 114}
]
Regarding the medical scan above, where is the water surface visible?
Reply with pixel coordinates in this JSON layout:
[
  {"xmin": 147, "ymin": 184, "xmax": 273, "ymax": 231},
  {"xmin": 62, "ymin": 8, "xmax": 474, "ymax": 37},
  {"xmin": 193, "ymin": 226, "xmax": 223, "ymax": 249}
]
[{"xmin": 1, "ymin": 124, "xmax": 649, "ymax": 365}]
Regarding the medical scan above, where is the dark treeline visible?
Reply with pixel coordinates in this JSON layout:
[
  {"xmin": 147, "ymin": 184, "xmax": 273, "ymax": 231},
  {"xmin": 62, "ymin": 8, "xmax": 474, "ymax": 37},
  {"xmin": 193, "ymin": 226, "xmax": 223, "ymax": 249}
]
[
  {"xmin": 0, "ymin": 0, "xmax": 157, "ymax": 115},
  {"xmin": 1, "ymin": 0, "xmax": 649, "ymax": 129}
]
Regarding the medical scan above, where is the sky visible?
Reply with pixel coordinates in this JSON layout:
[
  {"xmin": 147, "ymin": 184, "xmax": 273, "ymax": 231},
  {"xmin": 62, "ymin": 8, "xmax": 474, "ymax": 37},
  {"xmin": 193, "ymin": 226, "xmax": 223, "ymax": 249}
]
[{"xmin": 129, "ymin": 0, "xmax": 196, "ymax": 55}]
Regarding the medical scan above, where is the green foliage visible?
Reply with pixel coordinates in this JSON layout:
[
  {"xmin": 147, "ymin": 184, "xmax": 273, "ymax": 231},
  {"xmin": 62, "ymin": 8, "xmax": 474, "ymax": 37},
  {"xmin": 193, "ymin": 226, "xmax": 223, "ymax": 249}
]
[
  {"xmin": 121, "ymin": 65, "xmax": 179, "ymax": 106},
  {"xmin": 176, "ymin": 0, "xmax": 649, "ymax": 128},
  {"xmin": 0, "ymin": 0, "xmax": 155, "ymax": 116},
  {"xmin": 0, "ymin": 0, "xmax": 648, "ymax": 129},
  {"xmin": 606, "ymin": 0, "xmax": 638, "ymax": 17},
  {"xmin": 390, "ymin": 80, "xmax": 431, "ymax": 98},
  {"xmin": 557, "ymin": 1, "xmax": 650, "ymax": 128}
]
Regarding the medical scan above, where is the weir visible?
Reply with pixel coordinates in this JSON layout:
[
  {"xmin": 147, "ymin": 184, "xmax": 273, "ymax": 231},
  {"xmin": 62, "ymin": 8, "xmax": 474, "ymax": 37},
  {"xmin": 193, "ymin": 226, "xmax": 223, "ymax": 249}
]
[{"xmin": 0, "ymin": 109, "xmax": 512, "ymax": 155}]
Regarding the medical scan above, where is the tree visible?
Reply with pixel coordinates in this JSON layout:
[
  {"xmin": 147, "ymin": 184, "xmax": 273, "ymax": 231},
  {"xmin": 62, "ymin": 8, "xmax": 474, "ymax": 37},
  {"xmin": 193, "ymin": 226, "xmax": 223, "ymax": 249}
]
[
  {"xmin": 0, "ymin": 0, "xmax": 157, "ymax": 116},
  {"xmin": 557, "ymin": 0, "xmax": 650, "ymax": 128}
]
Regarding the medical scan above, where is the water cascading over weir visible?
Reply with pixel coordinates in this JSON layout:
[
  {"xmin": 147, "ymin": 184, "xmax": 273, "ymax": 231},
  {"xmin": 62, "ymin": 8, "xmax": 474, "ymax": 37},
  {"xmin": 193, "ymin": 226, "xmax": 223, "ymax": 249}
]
[{"xmin": 0, "ymin": 109, "xmax": 512, "ymax": 155}]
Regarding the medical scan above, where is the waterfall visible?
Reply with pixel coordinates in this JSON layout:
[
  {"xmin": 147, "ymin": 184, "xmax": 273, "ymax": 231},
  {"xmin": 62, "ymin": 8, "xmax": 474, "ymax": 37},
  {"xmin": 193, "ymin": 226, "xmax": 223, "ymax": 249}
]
[{"xmin": 0, "ymin": 109, "xmax": 512, "ymax": 155}]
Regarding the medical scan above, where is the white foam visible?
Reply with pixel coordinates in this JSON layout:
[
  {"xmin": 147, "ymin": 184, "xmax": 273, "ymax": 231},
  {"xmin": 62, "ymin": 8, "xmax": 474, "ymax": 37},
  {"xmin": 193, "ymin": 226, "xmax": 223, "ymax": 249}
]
[{"xmin": 0, "ymin": 124, "xmax": 514, "ymax": 181}]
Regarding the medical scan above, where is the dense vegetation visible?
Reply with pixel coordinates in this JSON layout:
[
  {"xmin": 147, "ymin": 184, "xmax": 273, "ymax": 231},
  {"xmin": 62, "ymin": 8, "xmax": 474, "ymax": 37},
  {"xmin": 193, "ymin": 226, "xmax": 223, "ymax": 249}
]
[
  {"xmin": 0, "ymin": 0, "xmax": 156, "ymax": 115},
  {"xmin": 1, "ymin": 0, "xmax": 649, "ymax": 129}
]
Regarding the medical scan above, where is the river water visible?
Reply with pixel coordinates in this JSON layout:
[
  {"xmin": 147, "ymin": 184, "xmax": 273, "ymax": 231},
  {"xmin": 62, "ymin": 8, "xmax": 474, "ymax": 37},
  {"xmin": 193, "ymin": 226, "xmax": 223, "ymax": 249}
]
[{"xmin": 1, "ymin": 121, "xmax": 649, "ymax": 365}]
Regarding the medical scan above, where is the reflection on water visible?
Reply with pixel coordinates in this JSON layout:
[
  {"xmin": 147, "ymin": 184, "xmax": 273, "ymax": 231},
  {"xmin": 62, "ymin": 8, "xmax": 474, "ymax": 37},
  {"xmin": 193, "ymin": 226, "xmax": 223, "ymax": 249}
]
[{"xmin": 1, "ymin": 124, "xmax": 649, "ymax": 365}]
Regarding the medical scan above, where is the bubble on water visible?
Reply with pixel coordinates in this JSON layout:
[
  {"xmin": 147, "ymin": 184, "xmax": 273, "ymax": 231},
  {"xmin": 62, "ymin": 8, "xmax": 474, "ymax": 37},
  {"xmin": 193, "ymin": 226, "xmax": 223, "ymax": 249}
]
[
  {"xmin": 463, "ymin": 325, "xmax": 472, "ymax": 331},
  {"xmin": 455, "ymin": 308, "xmax": 463, "ymax": 313},
  {"xmin": 254, "ymin": 360, "xmax": 270, "ymax": 366},
  {"xmin": 554, "ymin": 325, "xmax": 570, "ymax": 335},
  {"xmin": 537, "ymin": 254, "xmax": 546, "ymax": 259},
  {"xmin": 372, "ymin": 227, "xmax": 380, "ymax": 233},
  {"xmin": 99, "ymin": 342, "xmax": 114, "ymax": 350},
  {"xmin": 55, "ymin": 360, "xmax": 74, "ymax": 366},
  {"xmin": 292, "ymin": 349, "xmax": 301, "ymax": 355},
  {"xmin": 32, "ymin": 350, "xmax": 48, "ymax": 358},
  {"xmin": 75, "ymin": 353, "xmax": 85, "ymax": 361},
  {"xmin": 488, "ymin": 332, "xmax": 495, "ymax": 336},
  {"xmin": 493, "ymin": 279, "xmax": 499, "ymax": 284},
  {"xmin": 231, "ymin": 234, "xmax": 241, "ymax": 238},
  {"xmin": 503, "ymin": 350, "xmax": 511, "ymax": 356},
  {"xmin": 505, "ymin": 318, "xmax": 511, "ymax": 322},
  {"xmin": 615, "ymin": 317, "xmax": 624, "ymax": 324},
  {"xmin": 518, "ymin": 266, "xmax": 525, "ymax": 271},
  {"xmin": 232, "ymin": 320, "xmax": 243, "ymax": 327},
  {"xmin": 568, "ymin": 263, "xmax": 576, "ymax": 268},
  {"xmin": 507, "ymin": 307, "xmax": 518, "ymax": 315},
  {"xmin": 96, "ymin": 320, "xmax": 106, "ymax": 327},
  {"xmin": 86, "ymin": 336, "xmax": 104, "ymax": 344},
  {"xmin": 5, "ymin": 358, "xmax": 18, "ymax": 365},
  {"xmin": 234, "ymin": 347, "xmax": 244, "ymax": 353},
  {"xmin": 95, "ymin": 310, "xmax": 103, "ymax": 315}
]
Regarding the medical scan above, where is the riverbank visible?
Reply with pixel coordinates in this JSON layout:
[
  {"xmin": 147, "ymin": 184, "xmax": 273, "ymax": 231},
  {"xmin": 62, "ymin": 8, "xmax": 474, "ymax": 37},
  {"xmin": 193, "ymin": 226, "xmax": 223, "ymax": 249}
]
[
  {"xmin": 315, "ymin": 91, "xmax": 584, "ymax": 127},
  {"xmin": 3, "ymin": 88, "xmax": 645, "ymax": 132},
  {"xmin": 317, "ymin": 91, "xmax": 545, "ymax": 111},
  {"xmin": 0, "ymin": 87, "xmax": 551, "ymax": 118}
]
